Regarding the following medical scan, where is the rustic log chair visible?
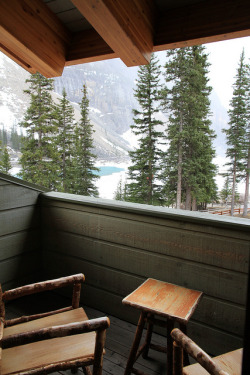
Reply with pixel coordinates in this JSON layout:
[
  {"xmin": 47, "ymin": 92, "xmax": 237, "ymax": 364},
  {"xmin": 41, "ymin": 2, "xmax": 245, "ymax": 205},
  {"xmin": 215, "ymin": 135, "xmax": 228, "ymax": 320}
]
[
  {"xmin": 0, "ymin": 274, "xmax": 110, "ymax": 375},
  {"xmin": 171, "ymin": 328, "xmax": 242, "ymax": 375}
]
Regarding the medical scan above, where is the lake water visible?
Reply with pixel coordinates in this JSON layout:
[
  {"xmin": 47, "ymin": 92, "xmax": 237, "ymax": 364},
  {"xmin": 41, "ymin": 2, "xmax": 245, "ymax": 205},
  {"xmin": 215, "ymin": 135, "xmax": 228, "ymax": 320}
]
[{"xmin": 95, "ymin": 166, "xmax": 124, "ymax": 176}]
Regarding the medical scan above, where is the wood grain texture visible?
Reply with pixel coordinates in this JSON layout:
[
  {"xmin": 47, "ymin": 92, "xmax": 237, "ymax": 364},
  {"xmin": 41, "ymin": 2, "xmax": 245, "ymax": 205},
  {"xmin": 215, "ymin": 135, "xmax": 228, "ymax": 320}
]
[
  {"xmin": 42, "ymin": 250, "xmax": 245, "ymax": 336},
  {"xmin": 172, "ymin": 329, "xmax": 242, "ymax": 375},
  {"xmin": 3, "ymin": 308, "xmax": 88, "ymax": 337},
  {"xmin": 122, "ymin": 278, "xmax": 202, "ymax": 323},
  {"xmin": 66, "ymin": 28, "xmax": 117, "ymax": 66},
  {"xmin": 3, "ymin": 274, "xmax": 85, "ymax": 301},
  {"xmin": 42, "ymin": 238, "xmax": 247, "ymax": 305},
  {"xmin": 71, "ymin": 0, "xmax": 154, "ymax": 66},
  {"xmin": 154, "ymin": 0, "xmax": 250, "ymax": 51},
  {"xmin": 0, "ymin": 0, "xmax": 70, "ymax": 77}
]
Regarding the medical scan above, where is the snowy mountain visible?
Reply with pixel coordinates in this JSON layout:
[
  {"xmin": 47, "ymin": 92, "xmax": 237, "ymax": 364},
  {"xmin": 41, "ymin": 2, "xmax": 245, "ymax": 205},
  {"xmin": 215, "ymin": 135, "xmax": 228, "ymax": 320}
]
[
  {"xmin": 0, "ymin": 52, "xmax": 135, "ymax": 163},
  {"xmin": 1, "ymin": 51, "xmax": 229, "ymax": 167}
]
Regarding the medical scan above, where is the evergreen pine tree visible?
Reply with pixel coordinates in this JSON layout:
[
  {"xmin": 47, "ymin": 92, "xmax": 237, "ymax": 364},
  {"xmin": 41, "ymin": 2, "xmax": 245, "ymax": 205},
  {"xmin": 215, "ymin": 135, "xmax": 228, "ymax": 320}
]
[
  {"xmin": 220, "ymin": 176, "xmax": 232, "ymax": 206},
  {"xmin": 55, "ymin": 88, "xmax": 75, "ymax": 192},
  {"xmin": 72, "ymin": 85, "xmax": 99, "ymax": 196},
  {"xmin": 2, "ymin": 146, "xmax": 12, "ymax": 174},
  {"xmin": 126, "ymin": 54, "xmax": 164, "ymax": 205},
  {"xmin": 10, "ymin": 127, "xmax": 22, "ymax": 151},
  {"xmin": 161, "ymin": 46, "xmax": 217, "ymax": 210},
  {"xmin": 242, "ymin": 61, "xmax": 250, "ymax": 217},
  {"xmin": 19, "ymin": 73, "xmax": 59, "ymax": 189},
  {"xmin": 0, "ymin": 142, "xmax": 11, "ymax": 174},
  {"xmin": 223, "ymin": 50, "xmax": 248, "ymax": 216}
]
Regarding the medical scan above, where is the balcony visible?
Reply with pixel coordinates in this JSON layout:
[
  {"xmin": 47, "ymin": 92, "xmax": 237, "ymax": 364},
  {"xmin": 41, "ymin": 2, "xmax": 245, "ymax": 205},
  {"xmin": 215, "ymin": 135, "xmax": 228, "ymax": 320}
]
[{"xmin": 1, "ymin": 171, "xmax": 249, "ymax": 374}]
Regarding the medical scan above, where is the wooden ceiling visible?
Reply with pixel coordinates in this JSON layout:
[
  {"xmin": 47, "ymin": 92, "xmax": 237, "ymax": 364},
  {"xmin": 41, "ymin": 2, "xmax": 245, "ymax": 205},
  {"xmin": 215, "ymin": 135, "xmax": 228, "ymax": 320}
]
[{"xmin": 0, "ymin": 0, "xmax": 250, "ymax": 78}]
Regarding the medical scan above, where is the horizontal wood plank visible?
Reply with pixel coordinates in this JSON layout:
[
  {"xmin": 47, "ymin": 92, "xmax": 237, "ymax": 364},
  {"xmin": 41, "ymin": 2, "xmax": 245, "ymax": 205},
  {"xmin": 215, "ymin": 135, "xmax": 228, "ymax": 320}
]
[
  {"xmin": 66, "ymin": 29, "xmax": 117, "ymax": 66},
  {"xmin": 43, "ymin": 228, "xmax": 249, "ymax": 275},
  {"xmin": 41, "ymin": 196, "xmax": 250, "ymax": 240},
  {"xmin": 0, "ymin": 230, "xmax": 40, "ymax": 262},
  {"xmin": 0, "ymin": 252, "xmax": 41, "ymax": 286},
  {"xmin": 0, "ymin": 185, "xmax": 40, "ymax": 210},
  {"xmin": 154, "ymin": 0, "xmax": 250, "ymax": 51},
  {"xmin": 43, "ymin": 249, "xmax": 247, "ymax": 318},
  {"xmin": 0, "ymin": 206, "xmax": 40, "ymax": 237}
]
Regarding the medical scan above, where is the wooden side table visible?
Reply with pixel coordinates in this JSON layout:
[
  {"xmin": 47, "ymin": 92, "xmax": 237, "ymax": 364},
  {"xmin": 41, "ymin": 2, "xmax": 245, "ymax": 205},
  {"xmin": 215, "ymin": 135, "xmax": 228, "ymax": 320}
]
[{"xmin": 122, "ymin": 278, "xmax": 203, "ymax": 375}]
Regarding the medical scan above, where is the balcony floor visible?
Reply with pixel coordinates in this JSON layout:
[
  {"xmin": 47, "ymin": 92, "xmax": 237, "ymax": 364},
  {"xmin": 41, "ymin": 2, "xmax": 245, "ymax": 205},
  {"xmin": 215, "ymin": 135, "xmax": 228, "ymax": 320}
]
[{"xmin": 5, "ymin": 291, "xmax": 166, "ymax": 375}]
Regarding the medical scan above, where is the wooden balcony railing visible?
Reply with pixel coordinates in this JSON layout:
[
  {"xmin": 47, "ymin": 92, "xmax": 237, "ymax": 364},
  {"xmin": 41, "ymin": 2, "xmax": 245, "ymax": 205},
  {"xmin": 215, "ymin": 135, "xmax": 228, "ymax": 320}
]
[{"xmin": 1, "ymin": 173, "xmax": 250, "ymax": 358}]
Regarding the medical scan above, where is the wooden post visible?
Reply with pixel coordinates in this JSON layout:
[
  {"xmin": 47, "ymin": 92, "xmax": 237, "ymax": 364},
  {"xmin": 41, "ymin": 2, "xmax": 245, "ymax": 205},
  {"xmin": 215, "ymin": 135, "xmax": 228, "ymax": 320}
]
[
  {"xmin": 72, "ymin": 282, "xmax": 81, "ymax": 309},
  {"xmin": 92, "ymin": 329, "xmax": 107, "ymax": 375},
  {"xmin": 173, "ymin": 341, "xmax": 183, "ymax": 375}
]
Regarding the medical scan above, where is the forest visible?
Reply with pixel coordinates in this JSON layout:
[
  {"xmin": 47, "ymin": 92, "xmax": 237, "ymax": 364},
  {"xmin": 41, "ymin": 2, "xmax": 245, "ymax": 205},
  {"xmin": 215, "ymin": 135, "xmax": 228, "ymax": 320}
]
[{"xmin": 1, "ymin": 46, "xmax": 250, "ymax": 216}]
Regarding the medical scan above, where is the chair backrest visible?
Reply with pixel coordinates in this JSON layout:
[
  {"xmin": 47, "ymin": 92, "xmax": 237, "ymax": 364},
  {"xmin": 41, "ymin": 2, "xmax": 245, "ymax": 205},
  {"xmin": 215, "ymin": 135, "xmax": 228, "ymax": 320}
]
[{"xmin": 171, "ymin": 328, "xmax": 233, "ymax": 375}]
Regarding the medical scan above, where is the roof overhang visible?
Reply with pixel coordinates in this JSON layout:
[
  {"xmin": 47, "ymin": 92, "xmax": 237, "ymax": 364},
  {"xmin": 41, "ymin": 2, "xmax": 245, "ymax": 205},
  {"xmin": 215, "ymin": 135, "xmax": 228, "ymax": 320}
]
[{"xmin": 0, "ymin": 0, "xmax": 250, "ymax": 77}]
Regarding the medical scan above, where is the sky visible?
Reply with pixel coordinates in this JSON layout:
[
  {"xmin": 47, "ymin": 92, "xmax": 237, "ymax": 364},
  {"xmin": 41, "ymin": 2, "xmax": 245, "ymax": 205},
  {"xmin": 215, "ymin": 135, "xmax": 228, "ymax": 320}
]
[{"xmin": 202, "ymin": 37, "xmax": 250, "ymax": 109}]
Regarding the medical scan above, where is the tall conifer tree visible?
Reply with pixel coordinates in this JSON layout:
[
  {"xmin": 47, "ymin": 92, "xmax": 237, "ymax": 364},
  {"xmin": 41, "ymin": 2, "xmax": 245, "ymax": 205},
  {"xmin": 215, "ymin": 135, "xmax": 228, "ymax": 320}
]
[
  {"xmin": 126, "ymin": 54, "xmax": 164, "ymax": 205},
  {"xmin": 223, "ymin": 50, "xmax": 248, "ymax": 216},
  {"xmin": 161, "ymin": 46, "xmax": 217, "ymax": 210},
  {"xmin": 19, "ymin": 73, "xmax": 59, "ymax": 189},
  {"xmin": 55, "ymin": 88, "xmax": 75, "ymax": 192},
  {"xmin": 0, "ymin": 146, "xmax": 12, "ymax": 174},
  {"xmin": 72, "ymin": 85, "xmax": 99, "ymax": 196},
  {"xmin": 243, "ymin": 61, "xmax": 250, "ymax": 217}
]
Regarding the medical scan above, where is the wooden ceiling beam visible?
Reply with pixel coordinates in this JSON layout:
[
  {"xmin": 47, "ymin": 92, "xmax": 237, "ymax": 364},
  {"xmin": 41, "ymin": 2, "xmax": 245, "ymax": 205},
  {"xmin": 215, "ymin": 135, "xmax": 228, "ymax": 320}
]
[
  {"xmin": 154, "ymin": 0, "xmax": 250, "ymax": 52},
  {"xmin": 65, "ymin": 29, "xmax": 117, "ymax": 66},
  {"xmin": 70, "ymin": 0, "xmax": 155, "ymax": 67},
  {"xmin": 0, "ymin": 0, "xmax": 71, "ymax": 77}
]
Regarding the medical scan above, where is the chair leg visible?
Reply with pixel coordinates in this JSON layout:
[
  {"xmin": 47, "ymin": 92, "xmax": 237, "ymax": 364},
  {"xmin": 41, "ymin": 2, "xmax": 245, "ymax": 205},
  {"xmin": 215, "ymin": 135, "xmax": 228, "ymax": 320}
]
[
  {"xmin": 92, "ymin": 329, "xmax": 107, "ymax": 375},
  {"xmin": 124, "ymin": 311, "xmax": 146, "ymax": 375},
  {"xmin": 167, "ymin": 318, "xmax": 175, "ymax": 375},
  {"xmin": 142, "ymin": 314, "xmax": 154, "ymax": 359},
  {"xmin": 82, "ymin": 366, "xmax": 92, "ymax": 375}
]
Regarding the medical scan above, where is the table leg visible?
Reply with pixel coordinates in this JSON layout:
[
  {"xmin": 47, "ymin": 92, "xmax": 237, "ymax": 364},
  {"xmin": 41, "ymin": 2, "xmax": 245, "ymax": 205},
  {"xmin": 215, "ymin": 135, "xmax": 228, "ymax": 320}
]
[
  {"xmin": 124, "ymin": 311, "xmax": 146, "ymax": 375},
  {"xmin": 142, "ymin": 313, "xmax": 154, "ymax": 359},
  {"xmin": 167, "ymin": 318, "xmax": 174, "ymax": 375},
  {"xmin": 179, "ymin": 323, "xmax": 190, "ymax": 366}
]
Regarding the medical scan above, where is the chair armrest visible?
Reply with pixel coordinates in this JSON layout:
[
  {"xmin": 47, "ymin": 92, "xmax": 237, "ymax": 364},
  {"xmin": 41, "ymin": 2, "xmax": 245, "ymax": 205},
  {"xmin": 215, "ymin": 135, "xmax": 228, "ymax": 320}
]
[
  {"xmin": 171, "ymin": 328, "xmax": 229, "ymax": 375},
  {"xmin": 2, "ymin": 317, "xmax": 110, "ymax": 349},
  {"xmin": 2, "ymin": 274, "xmax": 85, "ymax": 302}
]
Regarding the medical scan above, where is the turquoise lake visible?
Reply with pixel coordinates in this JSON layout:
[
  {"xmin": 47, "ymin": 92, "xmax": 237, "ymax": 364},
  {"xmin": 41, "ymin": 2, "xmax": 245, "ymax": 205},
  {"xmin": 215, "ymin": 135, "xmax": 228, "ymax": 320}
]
[{"xmin": 95, "ymin": 166, "xmax": 124, "ymax": 176}]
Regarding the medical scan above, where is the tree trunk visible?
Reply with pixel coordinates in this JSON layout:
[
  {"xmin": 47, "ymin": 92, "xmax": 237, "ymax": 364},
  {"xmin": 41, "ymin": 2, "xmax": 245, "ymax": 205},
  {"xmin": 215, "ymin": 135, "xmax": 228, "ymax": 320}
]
[
  {"xmin": 176, "ymin": 109, "xmax": 183, "ymax": 209},
  {"xmin": 185, "ymin": 186, "xmax": 192, "ymax": 210},
  {"xmin": 192, "ymin": 197, "xmax": 197, "ymax": 211},
  {"xmin": 243, "ymin": 148, "xmax": 250, "ymax": 217},
  {"xmin": 231, "ymin": 159, "xmax": 237, "ymax": 216}
]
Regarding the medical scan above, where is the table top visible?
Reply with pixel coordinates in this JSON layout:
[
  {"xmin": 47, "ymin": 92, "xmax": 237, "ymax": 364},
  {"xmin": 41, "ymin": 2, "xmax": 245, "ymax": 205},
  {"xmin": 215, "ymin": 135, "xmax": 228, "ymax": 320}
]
[{"xmin": 122, "ymin": 278, "xmax": 203, "ymax": 323}]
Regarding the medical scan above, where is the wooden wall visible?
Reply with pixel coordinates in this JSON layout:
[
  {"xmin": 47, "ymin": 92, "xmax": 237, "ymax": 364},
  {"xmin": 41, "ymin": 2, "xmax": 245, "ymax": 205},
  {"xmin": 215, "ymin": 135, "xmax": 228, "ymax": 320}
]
[
  {"xmin": 40, "ymin": 192, "xmax": 250, "ymax": 356},
  {"xmin": 0, "ymin": 173, "xmax": 45, "ymax": 290}
]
